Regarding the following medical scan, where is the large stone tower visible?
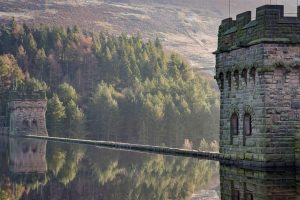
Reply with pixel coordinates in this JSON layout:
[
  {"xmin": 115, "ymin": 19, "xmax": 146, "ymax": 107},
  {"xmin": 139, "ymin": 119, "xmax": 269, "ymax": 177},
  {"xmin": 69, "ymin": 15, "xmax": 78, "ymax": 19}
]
[
  {"xmin": 8, "ymin": 91, "xmax": 48, "ymax": 136},
  {"xmin": 215, "ymin": 5, "xmax": 300, "ymax": 167}
]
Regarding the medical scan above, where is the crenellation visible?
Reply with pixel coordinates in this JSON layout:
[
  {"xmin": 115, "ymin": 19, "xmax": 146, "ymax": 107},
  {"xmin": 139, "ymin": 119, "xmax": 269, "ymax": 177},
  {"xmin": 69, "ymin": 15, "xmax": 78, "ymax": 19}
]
[
  {"xmin": 236, "ymin": 11, "xmax": 252, "ymax": 28},
  {"xmin": 217, "ymin": 5, "xmax": 300, "ymax": 53}
]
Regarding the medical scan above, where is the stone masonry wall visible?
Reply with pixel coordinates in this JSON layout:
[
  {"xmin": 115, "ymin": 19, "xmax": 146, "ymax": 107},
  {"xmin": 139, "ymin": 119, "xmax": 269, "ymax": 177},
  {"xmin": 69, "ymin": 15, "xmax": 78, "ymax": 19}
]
[
  {"xmin": 216, "ymin": 43, "xmax": 300, "ymax": 166},
  {"xmin": 8, "ymin": 100, "xmax": 48, "ymax": 136}
]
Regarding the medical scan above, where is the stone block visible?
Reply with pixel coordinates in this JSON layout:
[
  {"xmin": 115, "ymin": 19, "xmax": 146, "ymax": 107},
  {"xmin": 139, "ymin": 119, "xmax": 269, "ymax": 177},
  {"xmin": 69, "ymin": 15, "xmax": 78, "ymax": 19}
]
[{"xmin": 245, "ymin": 153, "xmax": 253, "ymax": 160}]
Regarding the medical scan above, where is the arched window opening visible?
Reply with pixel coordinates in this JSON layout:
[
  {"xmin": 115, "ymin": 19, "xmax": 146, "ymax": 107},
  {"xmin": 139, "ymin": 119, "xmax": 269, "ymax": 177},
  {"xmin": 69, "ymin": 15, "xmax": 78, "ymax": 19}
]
[
  {"xmin": 245, "ymin": 192, "xmax": 254, "ymax": 200},
  {"xmin": 219, "ymin": 73, "xmax": 224, "ymax": 91},
  {"xmin": 22, "ymin": 144, "xmax": 29, "ymax": 153},
  {"xmin": 22, "ymin": 120, "xmax": 29, "ymax": 130},
  {"xmin": 231, "ymin": 181, "xmax": 240, "ymax": 200},
  {"xmin": 32, "ymin": 119, "xmax": 38, "ymax": 128},
  {"xmin": 226, "ymin": 71, "xmax": 232, "ymax": 91},
  {"xmin": 32, "ymin": 145, "xmax": 38, "ymax": 153},
  {"xmin": 241, "ymin": 69, "xmax": 247, "ymax": 86},
  {"xmin": 243, "ymin": 113, "xmax": 252, "ymax": 136},
  {"xmin": 233, "ymin": 190, "xmax": 240, "ymax": 200},
  {"xmin": 250, "ymin": 68, "xmax": 256, "ymax": 85},
  {"xmin": 230, "ymin": 113, "xmax": 239, "ymax": 137},
  {"xmin": 234, "ymin": 70, "xmax": 239, "ymax": 89}
]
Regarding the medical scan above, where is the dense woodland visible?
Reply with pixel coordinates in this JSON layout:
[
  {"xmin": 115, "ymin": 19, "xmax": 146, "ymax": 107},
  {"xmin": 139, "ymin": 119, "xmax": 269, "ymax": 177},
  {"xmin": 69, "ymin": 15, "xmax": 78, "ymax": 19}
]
[{"xmin": 0, "ymin": 19, "xmax": 219, "ymax": 147}]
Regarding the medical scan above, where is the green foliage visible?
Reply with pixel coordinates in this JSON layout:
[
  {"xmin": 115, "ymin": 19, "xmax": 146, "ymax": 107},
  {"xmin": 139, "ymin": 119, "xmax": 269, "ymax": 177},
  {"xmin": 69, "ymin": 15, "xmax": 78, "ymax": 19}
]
[
  {"xmin": 46, "ymin": 94, "xmax": 66, "ymax": 136},
  {"xmin": 65, "ymin": 99, "xmax": 85, "ymax": 137},
  {"xmin": 17, "ymin": 77, "xmax": 49, "ymax": 92},
  {"xmin": 47, "ymin": 85, "xmax": 85, "ymax": 138},
  {"xmin": 0, "ymin": 54, "xmax": 24, "ymax": 91},
  {"xmin": 0, "ymin": 21, "xmax": 219, "ymax": 145},
  {"xmin": 88, "ymin": 82, "xmax": 120, "ymax": 138},
  {"xmin": 57, "ymin": 83, "xmax": 78, "ymax": 104},
  {"xmin": 57, "ymin": 145, "xmax": 85, "ymax": 185},
  {"xmin": 0, "ymin": 190, "xmax": 10, "ymax": 200}
]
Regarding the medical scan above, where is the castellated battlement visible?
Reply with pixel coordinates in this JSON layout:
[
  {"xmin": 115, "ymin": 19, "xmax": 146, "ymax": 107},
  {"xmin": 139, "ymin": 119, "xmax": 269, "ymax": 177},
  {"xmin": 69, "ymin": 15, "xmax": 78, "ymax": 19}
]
[
  {"xmin": 218, "ymin": 5, "xmax": 300, "ymax": 52},
  {"xmin": 8, "ymin": 90, "xmax": 46, "ymax": 101}
]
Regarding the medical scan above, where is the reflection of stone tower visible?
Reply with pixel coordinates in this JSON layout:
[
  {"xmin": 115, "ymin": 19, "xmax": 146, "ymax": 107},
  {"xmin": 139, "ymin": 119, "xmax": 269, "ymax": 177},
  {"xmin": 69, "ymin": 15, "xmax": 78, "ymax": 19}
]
[
  {"xmin": 220, "ymin": 165, "xmax": 297, "ymax": 200},
  {"xmin": 215, "ymin": 5, "xmax": 300, "ymax": 167},
  {"xmin": 8, "ymin": 91, "xmax": 48, "ymax": 136},
  {"xmin": 9, "ymin": 138, "xmax": 47, "ymax": 173}
]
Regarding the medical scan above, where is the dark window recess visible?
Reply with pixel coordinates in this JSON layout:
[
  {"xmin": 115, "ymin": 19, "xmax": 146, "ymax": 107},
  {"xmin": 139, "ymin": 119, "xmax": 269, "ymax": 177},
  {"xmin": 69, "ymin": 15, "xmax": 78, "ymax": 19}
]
[
  {"xmin": 241, "ymin": 69, "xmax": 247, "ymax": 85},
  {"xmin": 32, "ymin": 119, "xmax": 38, "ymax": 128},
  {"xmin": 226, "ymin": 71, "xmax": 232, "ymax": 90},
  {"xmin": 219, "ymin": 73, "xmax": 224, "ymax": 90},
  {"xmin": 233, "ymin": 190, "xmax": 240, "ymax": 200},
  {"xmin": 231, "ymin": 113, "xmax": 239, "ymax": 136},
  {"xmin": 245, "ymin": 192, "xmax": 253, "ymax": 200},
  {"xmin": 234, "ymin": 70, "xmax": 239, "ymax": 89},
  {"xmin": 243, "ymin": 113, "xmax": 252, "ymax": 136},
  {"xmin": 22, "ymin": 120, "xmax": 29, "ymax": 129},
  {"xmin": 250, "ymin": 68, "xmax": 256, "ymax": 84},
  {"xmin": 22, "ymin": 145, "xmax": 29, "ymax": 153}
]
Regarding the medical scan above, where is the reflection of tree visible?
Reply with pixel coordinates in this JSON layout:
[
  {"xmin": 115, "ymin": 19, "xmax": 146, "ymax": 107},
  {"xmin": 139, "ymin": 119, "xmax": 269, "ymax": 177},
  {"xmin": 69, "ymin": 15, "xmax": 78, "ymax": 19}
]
[
  {"xmin": 2, "ymin": 142, "xmax": 218, "ymax": 200},
  {"xmin": 47, "ymin": 143, "xmax": 85, "ymax": 186},
  {"xmin": 0, "ymin": 190, "xmax": 10, "ymax": 200},
  {"xmin": 87, "ymin": 147, "xmax": 124, "ymax": 186},
  {"xmin": 126, "ymin": 156, "xmax": 215, "ymax": 200},
  {"xmin": 84, "ymin": 149, "xmax": 217, "ymax": 200}
]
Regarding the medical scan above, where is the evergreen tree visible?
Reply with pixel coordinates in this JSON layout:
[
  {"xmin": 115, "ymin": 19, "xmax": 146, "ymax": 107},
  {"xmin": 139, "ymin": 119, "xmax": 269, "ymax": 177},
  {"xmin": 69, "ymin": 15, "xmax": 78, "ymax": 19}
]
[
  {"xmin": 47, "ymin": 94, "xmax": 66, "ymax": 136},
  {"xmin": 57, "ymin": 83, "xmax": 78, "ymax": 104}
]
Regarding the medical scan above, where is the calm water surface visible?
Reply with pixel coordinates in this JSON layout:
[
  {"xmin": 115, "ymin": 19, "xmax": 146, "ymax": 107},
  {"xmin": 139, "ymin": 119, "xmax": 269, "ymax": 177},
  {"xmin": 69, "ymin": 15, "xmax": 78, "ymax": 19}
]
[{"xmin": 0, "ymin": 136, "xmax": 298, "ymax": 200}]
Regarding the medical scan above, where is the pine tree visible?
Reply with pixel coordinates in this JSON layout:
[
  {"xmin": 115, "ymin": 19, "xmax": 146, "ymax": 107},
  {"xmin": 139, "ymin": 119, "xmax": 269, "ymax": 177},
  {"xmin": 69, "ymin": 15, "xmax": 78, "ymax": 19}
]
[{"xmin": 47, "ymin": 94, "xmax": 66, "ymax": 136}]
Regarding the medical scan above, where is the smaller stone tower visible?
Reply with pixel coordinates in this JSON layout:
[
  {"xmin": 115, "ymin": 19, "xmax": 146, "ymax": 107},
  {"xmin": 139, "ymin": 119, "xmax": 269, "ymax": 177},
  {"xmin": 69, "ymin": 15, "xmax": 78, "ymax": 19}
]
[{"xmin": 8, "ymin": 91, "xmax": 48, "ymax": 136}]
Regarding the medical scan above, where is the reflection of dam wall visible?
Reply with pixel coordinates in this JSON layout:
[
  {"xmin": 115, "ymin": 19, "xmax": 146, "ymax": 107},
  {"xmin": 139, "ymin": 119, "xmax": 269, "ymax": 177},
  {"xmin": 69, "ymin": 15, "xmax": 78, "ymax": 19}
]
[
  {"xmin": 9, "ymin": 138, "xmax": 47, "ymax": 173},
  {"xmin": 220, "ymin": 166, "xmax": 297, "ymax": 200}
]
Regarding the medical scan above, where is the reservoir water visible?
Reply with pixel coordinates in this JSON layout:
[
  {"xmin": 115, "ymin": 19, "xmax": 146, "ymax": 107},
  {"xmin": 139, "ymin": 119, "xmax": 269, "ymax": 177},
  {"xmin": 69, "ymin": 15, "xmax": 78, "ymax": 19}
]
[{"xmin": 0, "ymin": 136, "xmax": 298, "ymax": 200}]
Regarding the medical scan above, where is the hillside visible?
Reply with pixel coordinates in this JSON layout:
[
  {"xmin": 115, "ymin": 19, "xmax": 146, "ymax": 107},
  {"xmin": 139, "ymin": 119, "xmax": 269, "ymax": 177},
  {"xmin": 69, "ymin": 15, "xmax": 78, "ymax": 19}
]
[{"xmin": 0, "ymin": 0, "xmax": 297, "ymax": 70}]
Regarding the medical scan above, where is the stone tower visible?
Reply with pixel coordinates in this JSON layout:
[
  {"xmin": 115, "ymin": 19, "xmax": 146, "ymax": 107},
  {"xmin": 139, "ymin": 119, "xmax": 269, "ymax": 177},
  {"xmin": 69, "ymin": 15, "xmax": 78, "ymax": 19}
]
[
  {"xmin": 215, "ymin": 5, "xmax": 300, "ymax": 167},
  {"xmin": 8, "ymin": 91, "xmax": 48, "ymax": 136}
]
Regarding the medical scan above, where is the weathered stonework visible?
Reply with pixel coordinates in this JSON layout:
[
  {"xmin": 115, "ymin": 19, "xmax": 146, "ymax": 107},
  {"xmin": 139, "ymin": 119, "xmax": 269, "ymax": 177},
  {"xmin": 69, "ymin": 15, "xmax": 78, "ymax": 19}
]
[
  {"xmin": 216, "ymin": 5, "xmax": 300, "ymax": 167},
  {"xmin": 8, "ymin": 91, "xmax": 48, "ymax": 136},
  {"xmin": 220, "ymin": 165, "xmax": 297, "ymax": 200}
]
